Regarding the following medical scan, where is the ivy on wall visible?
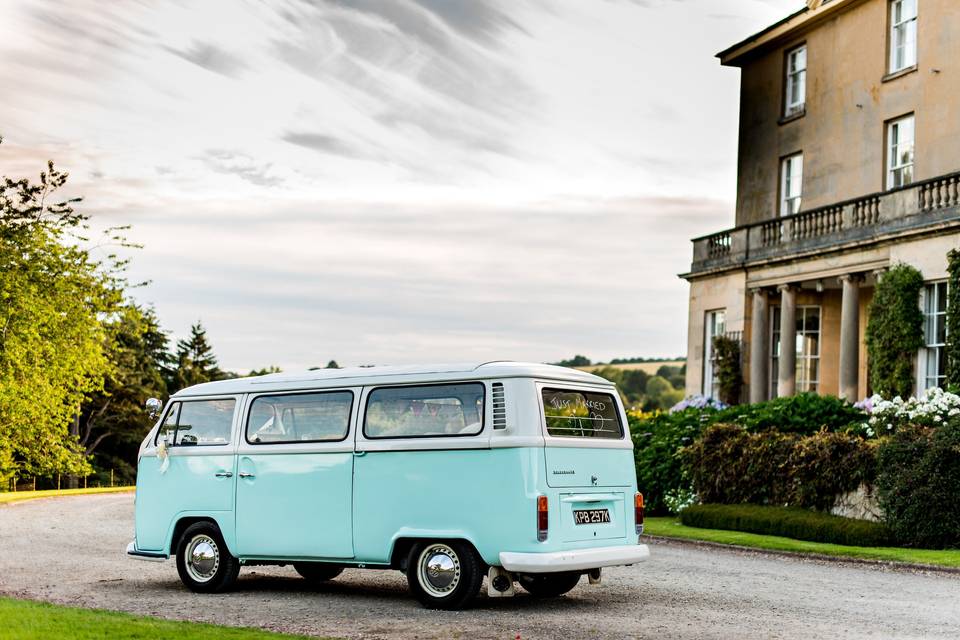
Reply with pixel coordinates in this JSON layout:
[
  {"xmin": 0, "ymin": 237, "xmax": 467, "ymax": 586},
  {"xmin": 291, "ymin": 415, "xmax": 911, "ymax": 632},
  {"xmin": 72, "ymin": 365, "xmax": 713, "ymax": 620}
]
[
  {"xmin": 946, "ymin": 249, "xmax": 960, "ymax": 388},
  {"xmin": 865, "ymin": 264, "xmax": 924, "ymax": 398},
  {"xmin": 712, "ymin": 335, "xmax": 743, "ymax": 405}
]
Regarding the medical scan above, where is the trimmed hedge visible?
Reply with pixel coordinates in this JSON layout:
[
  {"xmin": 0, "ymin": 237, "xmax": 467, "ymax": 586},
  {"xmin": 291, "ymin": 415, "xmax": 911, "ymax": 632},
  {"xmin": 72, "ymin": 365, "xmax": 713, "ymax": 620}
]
[
  {"xmin": 877, "ymin": 420, "xmax": 960, "ymax": 549},
  {"xmin": 711, "ymin": 393, "xmax": 865, "ymax": 435},
  {"xmin": 679, "ymin": 504, "xmax": 895, "ymax": 547},
  {"xmin": 682, "ymin": 423, "xmax": 877, "ymax": 511}
]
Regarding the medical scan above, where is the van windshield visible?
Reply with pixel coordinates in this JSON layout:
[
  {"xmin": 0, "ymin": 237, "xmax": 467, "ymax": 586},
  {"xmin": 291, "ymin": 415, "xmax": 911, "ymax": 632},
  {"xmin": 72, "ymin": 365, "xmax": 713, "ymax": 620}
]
[{"xmin": 541, "ymin": 388, "xmax": 623, "ymax": 439}]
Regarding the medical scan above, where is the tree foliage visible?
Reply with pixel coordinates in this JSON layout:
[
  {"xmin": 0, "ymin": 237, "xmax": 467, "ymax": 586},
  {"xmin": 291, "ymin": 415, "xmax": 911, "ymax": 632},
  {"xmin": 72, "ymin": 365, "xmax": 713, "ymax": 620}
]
[
  {"xmin": 167, "ymin": 322, "xmax": 224, "ymax": 392},
  {"xmin": 865, "ymin": 264, "xmax": 924, "ymax": 399},
  {"xmin": 0, "ymin": 140, "xmax": 126, "ymax": 482},
  {"xmin": 711, "ymin": 335, "xmax": 742, "ymax": 406},
  {"xmin": 946, "ymin": 249, "xmax": 960, "ymax": 388}
]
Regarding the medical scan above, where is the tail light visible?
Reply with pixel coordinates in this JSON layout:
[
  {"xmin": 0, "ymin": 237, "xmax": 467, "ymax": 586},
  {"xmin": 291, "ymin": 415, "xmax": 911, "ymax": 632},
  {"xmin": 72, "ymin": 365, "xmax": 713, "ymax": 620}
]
[
  {"xmin": 537, "ymin": 495, "xmax": 549, "ymax": 542},
  {"xmin": 635, "ymin": 492, "xmax": 645, "ymax": 535}
]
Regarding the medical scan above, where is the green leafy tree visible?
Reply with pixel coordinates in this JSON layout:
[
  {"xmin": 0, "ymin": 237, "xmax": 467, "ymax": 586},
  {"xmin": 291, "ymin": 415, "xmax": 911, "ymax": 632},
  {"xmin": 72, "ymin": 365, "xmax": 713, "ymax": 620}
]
[
  {"xmin": 168, "ymin": 322, "xmax": 223, "ymax": 392},
  {"xmin": 248, "ymin": 366, "xmax": 281, "ymax": 377},
  {"xmin": 554, "ymin": 355, "xmax": 592, "ymax": 367},
  {"xmin": 0, "ymin": 139, "xmax": 126, "ymax": 483},
  {"xmin": 78, "ymin": 304, "xmax": 170, "ymax": 484},
  {"xmin": 865, "ymin": 264, "xmax": 924, "ymax": 398}
]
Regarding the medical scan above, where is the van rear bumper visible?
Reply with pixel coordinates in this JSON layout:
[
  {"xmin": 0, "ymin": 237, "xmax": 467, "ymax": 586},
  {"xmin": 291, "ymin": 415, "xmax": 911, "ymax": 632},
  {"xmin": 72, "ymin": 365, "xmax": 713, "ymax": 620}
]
[
  {"xmin": 126, "ymin": 540, "xmax": 167, "ymax": 562},
  {"xmin": 499, "ymin": 544, "xmax": 649, "ymax": 573}
]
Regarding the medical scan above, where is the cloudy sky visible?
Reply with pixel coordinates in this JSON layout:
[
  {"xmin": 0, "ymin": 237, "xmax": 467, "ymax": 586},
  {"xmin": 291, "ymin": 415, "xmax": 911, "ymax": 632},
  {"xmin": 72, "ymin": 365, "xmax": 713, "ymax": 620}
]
[{"xmin": 0, "ymin": 0, "xmax": 799, "ymax": 371}]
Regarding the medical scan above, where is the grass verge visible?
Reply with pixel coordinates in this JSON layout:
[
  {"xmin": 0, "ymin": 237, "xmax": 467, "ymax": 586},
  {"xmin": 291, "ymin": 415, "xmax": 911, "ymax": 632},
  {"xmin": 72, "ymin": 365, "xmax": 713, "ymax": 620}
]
[
  {"xmin": 0, "ymin": 486, "xmax": 134, "ymax": 505},
  {"xmin": 644, "ymin": 516, "xmax": 960, "ymax": 568},
  {"xmin": 0, "ymin": 597, "xmax": 329, "ymax": 640}
]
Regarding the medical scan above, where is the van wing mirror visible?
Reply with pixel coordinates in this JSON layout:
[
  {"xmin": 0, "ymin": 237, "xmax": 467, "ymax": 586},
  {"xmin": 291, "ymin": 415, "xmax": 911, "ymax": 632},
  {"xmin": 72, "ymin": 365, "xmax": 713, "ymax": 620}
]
[{"xmin": 145, "ymin": 398, "xmax": 163, "ymax": 419}]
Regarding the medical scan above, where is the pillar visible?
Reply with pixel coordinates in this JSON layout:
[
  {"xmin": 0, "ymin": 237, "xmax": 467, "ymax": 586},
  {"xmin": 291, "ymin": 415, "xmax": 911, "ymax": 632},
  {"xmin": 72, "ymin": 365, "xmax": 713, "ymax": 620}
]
[
  {"xmin": 749, "ymin": 289, "xmax": 769, "ymax": 403},
  {"xmin": 838, "ymin": 274, "xmax": 863, "ymax": 402},
  {"xmin": 777, "ymin": 284, "xmax": 798, "ymax": 397}
]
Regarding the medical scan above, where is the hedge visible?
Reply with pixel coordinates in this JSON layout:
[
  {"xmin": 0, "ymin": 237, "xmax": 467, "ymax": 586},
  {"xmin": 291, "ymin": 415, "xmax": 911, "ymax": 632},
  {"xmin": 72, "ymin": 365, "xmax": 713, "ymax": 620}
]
[
  {"xmin": 679, "ymin": 504, "xmax": 895, "ymax": 547},
  {"xmin": 681, "ymin": 423, "xmax": 877, "ymax": 511}
]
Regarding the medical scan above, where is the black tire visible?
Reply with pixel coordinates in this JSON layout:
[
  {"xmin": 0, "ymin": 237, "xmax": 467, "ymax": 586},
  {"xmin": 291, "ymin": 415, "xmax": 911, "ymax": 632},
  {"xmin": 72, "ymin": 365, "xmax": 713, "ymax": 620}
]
[
  {"xmin": 518, "ymin": 572, "xmax": 581, "ymax": 598},
  {"xmin": 175, "ymin": 522, "xmax": 241, "ymax": 593},
  {"xmin": 294, "ymin": 562, "xmax": 343, "ymax": 583},
  {"xmin": 405, "ymin": 540, "xmax": 483, "ymax": 610}
]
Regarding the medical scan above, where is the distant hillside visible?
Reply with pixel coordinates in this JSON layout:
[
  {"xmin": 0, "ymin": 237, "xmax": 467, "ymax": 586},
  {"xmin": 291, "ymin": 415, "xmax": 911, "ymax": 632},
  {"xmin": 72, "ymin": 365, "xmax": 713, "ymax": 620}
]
[{"xmin": 576, "ymin": 360, "xmax": 686, "ymax": 375}]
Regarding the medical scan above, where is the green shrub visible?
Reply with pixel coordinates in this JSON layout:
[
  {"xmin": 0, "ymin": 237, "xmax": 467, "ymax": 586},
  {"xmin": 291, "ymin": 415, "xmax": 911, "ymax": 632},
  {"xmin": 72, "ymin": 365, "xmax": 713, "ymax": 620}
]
[
  {"xmin": 679, "ymin": 504, "xmax": 896, "ymax": 547},
  {"xmin": 877, "ymin": 420, "xmax": 960, "ymax": 548},
  {"xmin": 629, "ymin": 408, "xmax": 715, "ymax": 515},
  {"xmin": 712, "ymin": 393, "xmax": 865, "ymax": 434},
  {"xmin": 712, "ymin": 335, "xmax": 743, "ymax": 406},
  {"xmin": 946, "ymin": 249, "xmax": 960, "ymax": 388},
  {"xmin": 682, "ymin": 423, "xmax": 877, "ymax": 510},
  {"xmin": 865, "ymin": 264, "xmax": 925, "ymax": 399}
]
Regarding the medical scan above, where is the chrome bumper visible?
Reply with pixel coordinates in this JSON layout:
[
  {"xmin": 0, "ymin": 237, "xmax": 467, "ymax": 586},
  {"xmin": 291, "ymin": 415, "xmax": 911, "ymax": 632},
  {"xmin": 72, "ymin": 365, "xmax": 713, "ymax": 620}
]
[
  {"xmin": 499, "ymin": 544, "xmax": 650, "ymax": 573},
  {"xmin": 126, "ymin": 540, "xmax": 167, "ymax": 562}
]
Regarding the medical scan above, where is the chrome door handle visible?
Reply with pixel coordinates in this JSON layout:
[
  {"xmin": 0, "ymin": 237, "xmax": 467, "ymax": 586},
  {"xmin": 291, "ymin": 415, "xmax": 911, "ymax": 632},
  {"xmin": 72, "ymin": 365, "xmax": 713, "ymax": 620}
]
[
  {"xmin": 353, "ymin": 451, "xmax": 367, "ymax": 457},
  {"xmin": 238, "ymin": 472, "xmax": 255, "ymax": 479},
  {"xmin": 215, "ymin": 471, "xmax": 233, "ymax": 478}
]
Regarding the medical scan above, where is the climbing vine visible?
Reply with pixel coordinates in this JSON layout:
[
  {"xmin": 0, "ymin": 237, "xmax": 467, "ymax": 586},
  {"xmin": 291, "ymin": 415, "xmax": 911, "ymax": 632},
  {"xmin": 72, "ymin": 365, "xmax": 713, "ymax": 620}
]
[
  {"xmin": 946, "ymin": 249, "xmax": 960, "ymax": 388},
  {"xmin": 865, "ymin": 264, "xmax": 924, "ymax": 398},
  {"xmin": 712, "ymin": 335, "xmax": 743, "ymax": 406}
]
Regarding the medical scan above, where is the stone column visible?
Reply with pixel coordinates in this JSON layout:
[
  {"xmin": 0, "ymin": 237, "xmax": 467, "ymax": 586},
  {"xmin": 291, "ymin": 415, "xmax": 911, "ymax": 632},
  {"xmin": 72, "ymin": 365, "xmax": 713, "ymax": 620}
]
[
  {"xmin": 838, "ymin": 274, "xmax": 864, "ymax": 402},
  {"xmin": 749, "ymin": 289, "xmax": 769, "ymax": 403},
  {"xmin": 778, "ymin": 284, "xmax": 798, "ymax": 397}
]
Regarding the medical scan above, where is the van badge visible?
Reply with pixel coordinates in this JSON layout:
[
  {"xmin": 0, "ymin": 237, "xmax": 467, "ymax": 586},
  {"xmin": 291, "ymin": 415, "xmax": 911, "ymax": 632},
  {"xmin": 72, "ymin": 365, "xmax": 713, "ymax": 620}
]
[
  {"xmin": 591, "ymin": 475, "xmax": 598, "ymax": 486},
  {"xmin": 552, "ymin": 470, "xmax": 575, "ymax": 475}
]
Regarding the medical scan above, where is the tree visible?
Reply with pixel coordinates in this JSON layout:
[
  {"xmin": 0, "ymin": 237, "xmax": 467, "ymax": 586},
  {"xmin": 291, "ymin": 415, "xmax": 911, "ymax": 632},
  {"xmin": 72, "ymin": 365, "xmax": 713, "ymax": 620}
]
[
  {"xmin": 78, "ymin": 304, "xmax": 170, "ymax": 484},
  {"xmin": 0, "ymin": 139, "xmax": 127, "ymax": 483},
  {"xmin": 865, "ymin": 264, "xmax": 924, "ymax": 398},
  {"xmin": 248, "ymin": 366, "xmax": 281, "ymax": 377},
  {"xmin": 168, "ymin": 322, "xmax": 223, "ymax": 392},
  {"xmin": 712, "ymin": 335, "xmax": 743, "ymax": 405},
  {"xmin": 945, "ymin": 249, "xmax": 960, "ymax": 388},
  {"xmin": 554, "ymin": 355, "xmax": 591, "ymax": 367},
  {"xmin": 326, "ymin": 360, "xmax": 340, "ymax": 369}
]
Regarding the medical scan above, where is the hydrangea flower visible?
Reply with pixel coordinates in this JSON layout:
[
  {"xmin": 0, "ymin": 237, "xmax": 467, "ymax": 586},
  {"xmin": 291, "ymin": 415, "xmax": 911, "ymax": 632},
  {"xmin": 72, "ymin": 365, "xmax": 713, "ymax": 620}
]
[
  {"xmin": 864, "ymin": 387, "xmax": 960, "ymax": 432},
  {"xmin": 669, "ymin": 395, "xmax": 728, "ymax": 413}
]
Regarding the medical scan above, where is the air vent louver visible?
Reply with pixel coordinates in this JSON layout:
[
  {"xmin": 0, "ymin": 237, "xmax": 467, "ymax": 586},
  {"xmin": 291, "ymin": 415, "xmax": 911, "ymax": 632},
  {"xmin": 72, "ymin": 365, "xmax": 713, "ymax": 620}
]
[{"xmin": 492, "ymin": 382, "xmax": 507, "ymax": 430}]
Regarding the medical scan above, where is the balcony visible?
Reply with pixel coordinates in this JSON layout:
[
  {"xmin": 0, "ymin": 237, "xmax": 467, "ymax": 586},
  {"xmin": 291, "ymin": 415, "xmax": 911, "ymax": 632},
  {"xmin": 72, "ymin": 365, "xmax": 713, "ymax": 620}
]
[{"xmin": 687, "ymin": 171, "xmax": 960, "ymax": 276}]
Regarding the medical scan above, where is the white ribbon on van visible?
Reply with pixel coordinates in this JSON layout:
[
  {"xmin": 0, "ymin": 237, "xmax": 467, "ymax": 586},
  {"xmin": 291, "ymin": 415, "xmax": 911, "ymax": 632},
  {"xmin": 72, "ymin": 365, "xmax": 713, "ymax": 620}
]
[{"xmin": 156, "ymin": 439, "xmax": 170, "ymax": 474}]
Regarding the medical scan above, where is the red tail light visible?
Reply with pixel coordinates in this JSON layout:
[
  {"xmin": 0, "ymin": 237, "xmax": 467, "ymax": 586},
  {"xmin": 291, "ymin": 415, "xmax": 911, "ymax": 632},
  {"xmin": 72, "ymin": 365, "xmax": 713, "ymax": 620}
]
[
  {"xmin": 537, "ymin": 495, "xmax": 549, "ymax": 542},
  {"xmin": 635, "ymin": 492, "xmax": 645, "ymax": 535}
]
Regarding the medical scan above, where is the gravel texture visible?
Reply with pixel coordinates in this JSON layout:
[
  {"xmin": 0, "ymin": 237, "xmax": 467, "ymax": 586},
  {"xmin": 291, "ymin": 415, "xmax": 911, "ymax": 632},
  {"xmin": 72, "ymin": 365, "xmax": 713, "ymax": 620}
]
[{"xmin": 1, "ymin": 493, "xmax": 959, "ymax": 639}]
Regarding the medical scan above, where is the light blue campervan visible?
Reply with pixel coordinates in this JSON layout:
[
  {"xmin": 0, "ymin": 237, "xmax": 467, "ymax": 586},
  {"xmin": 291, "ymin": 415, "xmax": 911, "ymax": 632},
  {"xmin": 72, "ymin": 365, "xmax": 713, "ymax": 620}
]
[{"xmin": 127, "ymin": 362, "xmax": 649, "ymax": 609}]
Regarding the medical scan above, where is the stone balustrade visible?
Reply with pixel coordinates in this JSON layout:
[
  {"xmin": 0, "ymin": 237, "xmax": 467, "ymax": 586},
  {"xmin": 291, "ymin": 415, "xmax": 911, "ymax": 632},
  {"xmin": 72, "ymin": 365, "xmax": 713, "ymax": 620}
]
[{"xmin": 689, "ymin": 170, "xmax": 960, "ymax": 275}]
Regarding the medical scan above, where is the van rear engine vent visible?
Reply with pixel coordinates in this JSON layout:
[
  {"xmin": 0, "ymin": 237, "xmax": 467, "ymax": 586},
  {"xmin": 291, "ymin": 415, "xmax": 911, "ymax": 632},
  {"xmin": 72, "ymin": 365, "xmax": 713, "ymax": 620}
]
[{"xmin": 492, "ymin": 383, "xmax": 507, "ymax": 429}]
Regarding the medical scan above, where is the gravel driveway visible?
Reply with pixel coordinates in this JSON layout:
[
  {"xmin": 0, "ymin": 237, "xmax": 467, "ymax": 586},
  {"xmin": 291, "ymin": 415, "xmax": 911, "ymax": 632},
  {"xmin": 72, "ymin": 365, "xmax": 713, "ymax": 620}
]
[{"xmin": 1, "ymin": 493, "xmax": 959, "ymax": 639}]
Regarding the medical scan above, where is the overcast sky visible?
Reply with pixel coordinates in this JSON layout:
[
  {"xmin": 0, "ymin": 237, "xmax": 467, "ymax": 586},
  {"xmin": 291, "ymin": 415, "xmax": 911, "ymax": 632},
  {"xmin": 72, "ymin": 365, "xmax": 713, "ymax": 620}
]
[{"xmin": 0, "ymin": 0, "xmax": 799, "ymax": 371}]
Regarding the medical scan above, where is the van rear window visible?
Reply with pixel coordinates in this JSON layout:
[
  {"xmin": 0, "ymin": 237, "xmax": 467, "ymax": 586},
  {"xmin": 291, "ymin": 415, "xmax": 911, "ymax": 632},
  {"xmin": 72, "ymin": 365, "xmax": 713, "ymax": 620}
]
[
  {"xmin": 541, "ymin": 388, "xmax": 623, "ymax": 439},
  {"xmin": 364, "ymin": 383, "xmax": 485, "ymax": 439}
]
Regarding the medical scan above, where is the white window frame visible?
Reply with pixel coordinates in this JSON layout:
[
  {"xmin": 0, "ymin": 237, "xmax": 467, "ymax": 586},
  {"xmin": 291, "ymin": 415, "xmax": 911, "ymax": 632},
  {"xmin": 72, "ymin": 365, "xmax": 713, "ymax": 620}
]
[
  {"xmin": 780, "ymin": 153, "xmax": 803, "ymax": 216},
  {"xmin": 703, "ymin": 310, "xmax": 726, "ymax": 399},
  {"xmin": 887, "ymin": 114, "xmax": 915, "ymax": 189},
  {"xmin": 918, "ymin": 281, "xmax": 947, "ymax": 392},
  {"xmin": 784, "ymin": 45, "xmax": 807, "ymax": 116},
  {"xmin": 889, "ymin": 0, "xmax": 918, "ymax": 74},
  {"xmin": 770, "ymin": 305, "xmax": 821, "ymax": 396}
]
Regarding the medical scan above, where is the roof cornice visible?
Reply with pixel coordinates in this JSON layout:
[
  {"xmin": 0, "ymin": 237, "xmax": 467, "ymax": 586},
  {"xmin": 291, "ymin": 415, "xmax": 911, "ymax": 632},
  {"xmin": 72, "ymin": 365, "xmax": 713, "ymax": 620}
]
[{"xmin": 716, "ymin": 0, "xmax": 870, "ymax": 67}]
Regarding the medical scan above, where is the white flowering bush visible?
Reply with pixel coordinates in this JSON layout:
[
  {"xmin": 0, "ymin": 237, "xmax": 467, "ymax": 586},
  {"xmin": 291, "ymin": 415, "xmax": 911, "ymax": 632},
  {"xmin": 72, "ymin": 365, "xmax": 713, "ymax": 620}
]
[{"xmin": 861, "ymin": 387, "xmax": 960, "ymax": 436}]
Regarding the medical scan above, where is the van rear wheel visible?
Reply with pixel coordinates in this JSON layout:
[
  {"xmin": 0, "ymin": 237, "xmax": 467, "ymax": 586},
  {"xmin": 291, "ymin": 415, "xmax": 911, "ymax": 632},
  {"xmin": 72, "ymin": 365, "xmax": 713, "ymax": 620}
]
[
  {"xmin": 294, "ymin": 562, "xmax": 343, "ymax": 583},
  {"xmin": 406, "ymin": 541, "xmax": 483, "ymax": 610},
  {"xmin": 518, "ymin": 572, "xmax": 581, "ymax": 598},
  {"xmin": 175, "ymin": 522, "xmax": 240, "ymax": 593}
]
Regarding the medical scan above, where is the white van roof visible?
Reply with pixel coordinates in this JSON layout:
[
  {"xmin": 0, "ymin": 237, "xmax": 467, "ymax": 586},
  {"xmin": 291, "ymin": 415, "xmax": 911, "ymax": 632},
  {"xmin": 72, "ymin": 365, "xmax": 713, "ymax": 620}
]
[{"xmin": 173, "ymin": 361, "xmax": 614, "ymax": 397}]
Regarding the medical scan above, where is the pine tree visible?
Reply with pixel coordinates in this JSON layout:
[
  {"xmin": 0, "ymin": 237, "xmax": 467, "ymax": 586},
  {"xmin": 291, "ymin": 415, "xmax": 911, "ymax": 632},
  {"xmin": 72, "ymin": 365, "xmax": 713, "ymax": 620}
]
[{"xmin": 169, "ymin": 322, "xmax": 222, "ymax": 392}]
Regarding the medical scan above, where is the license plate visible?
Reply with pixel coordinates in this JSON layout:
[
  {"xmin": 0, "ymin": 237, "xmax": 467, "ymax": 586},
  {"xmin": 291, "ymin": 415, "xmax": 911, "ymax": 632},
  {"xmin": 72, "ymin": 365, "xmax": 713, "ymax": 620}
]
[{"xmin": 573, "ymin": 508, "xmax": 611, "ymax": 525}]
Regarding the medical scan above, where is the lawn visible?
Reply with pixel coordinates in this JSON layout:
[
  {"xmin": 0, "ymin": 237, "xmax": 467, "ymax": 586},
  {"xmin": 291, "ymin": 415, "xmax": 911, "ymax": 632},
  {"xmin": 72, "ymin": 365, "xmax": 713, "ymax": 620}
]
[
  {"xmin": 0, "ymin": 486, "xmax": 134, "ymax": 505},
  {"xmin": 644, "ymin": 516, "xmax": 960, "ymax": 569},
  {"xmin": 0, "ymin": 597, "xmax": 329, "ymax": 640}
]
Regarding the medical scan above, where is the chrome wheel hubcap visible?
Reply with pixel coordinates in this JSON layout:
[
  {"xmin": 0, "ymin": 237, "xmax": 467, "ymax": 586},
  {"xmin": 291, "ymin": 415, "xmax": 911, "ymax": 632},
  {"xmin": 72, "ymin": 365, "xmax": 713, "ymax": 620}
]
[
  {"xmin": 418, "ymin": 544, "xmax": 461, "ymax": 597},
  {"xmin": 185, "ymin": 534, "xmax": 219, "ymax": 583}
]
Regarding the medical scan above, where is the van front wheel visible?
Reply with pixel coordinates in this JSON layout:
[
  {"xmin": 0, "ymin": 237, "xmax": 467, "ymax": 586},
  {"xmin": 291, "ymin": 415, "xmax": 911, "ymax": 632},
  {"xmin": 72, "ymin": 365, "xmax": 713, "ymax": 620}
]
[
  {"xmin": 175, "ymin": 522, "xmax": 240, "ymax": 593},
  {"xmin": 406, "ymin": 541, "xmax": 483, "ymax": 610},
  {"xmin": 518, "ymin": 572, "xmax": 581, "ymax": 598}
]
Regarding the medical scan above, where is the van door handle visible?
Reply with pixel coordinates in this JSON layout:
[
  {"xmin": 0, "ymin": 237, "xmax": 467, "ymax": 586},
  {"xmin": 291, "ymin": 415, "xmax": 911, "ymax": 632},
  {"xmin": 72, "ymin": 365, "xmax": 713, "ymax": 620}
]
[
  {"xmin": 353, "ymin": 451, "xmax": 367, "ymax": 457},
  {"xmin": 215, "ymin": 471, "xmax": 233, "ymax": 478},
  {"xmin": 238, "ymin": 472, "xmax": 255, "ymax": 479}
]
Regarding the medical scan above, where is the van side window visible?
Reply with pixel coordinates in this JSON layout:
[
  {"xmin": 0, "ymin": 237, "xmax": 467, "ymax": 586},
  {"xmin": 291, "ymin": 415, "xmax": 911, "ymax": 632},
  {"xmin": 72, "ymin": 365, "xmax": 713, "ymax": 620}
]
[
  {"xmin": 541, "ymin": 388, "xmax": 623, "ymax": 439},
  {"xmin": 364, "ymin": 383, "xmax": 485, "ymax": 439},
  {"xmin": 163, "ymin": 399, "xmax": 236, "ymax": 446},
  {"xmin": 246, "ymin": 391, "xmax": 353, "ymax": 444}
]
